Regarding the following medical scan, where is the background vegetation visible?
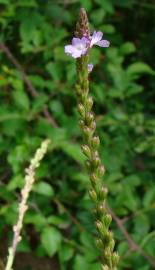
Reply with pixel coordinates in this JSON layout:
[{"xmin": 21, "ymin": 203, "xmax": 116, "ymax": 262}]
[{"xmin": 0, "ymin": 0, "xmax": 155, "ymax": 269}]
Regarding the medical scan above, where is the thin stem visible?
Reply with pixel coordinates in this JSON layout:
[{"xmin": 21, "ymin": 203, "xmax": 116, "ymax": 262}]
[{"xmin": 5, "ymin": 140, "xmax": 50, "ymax": 270}]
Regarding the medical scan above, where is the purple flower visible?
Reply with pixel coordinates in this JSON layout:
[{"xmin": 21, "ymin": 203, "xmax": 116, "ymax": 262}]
[
  {"xmin": 88, "ymin": 63, "xmax": 93, "ymax": 73},
  {"xmin": 64, "ymin": 31, "xmax": 110, "ymax": 59},
  {"xmin": 90, "ymin": 31, "xmax": 110, "ymax": 48},
  {"xmin": 65, "ymin": 37, "xmax": 89, "ymax": 58}
]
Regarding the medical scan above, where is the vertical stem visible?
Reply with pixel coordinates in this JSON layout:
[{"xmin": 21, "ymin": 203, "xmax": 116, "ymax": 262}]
[
  {"xmin": 5, "ymin": 249, "xmax": 14, "ymax": 270},
  {"xmin": 5, "ymin": 140, "xmax": 50, "ymax": 270},
  {"xmin": 75, "ymin": 8, "xmax": 119, "ymax": 270}
]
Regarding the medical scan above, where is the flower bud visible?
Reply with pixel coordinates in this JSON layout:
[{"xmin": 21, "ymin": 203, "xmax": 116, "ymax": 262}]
[
  {"xmin": 98, "ymin": 165, "xmax": 105, "ymax": 176},
  {"xmin": 101, "ymin": 265, "xmax": 109, "ymax": 270},
  {"xmin": 85, "ymin": 160, "xmax": 91, "ymax": 170},
  {"xmin": 83, "ymin": 126, "xmax": 91, "ymax": 140},
  {"xmin": 96, "ymin": 220, "xmax": 106, "ymax": 235},
  {"xmin": 104, "ymin": 247, "xmax": 111, "ymax": 259},
  {"xmin": 97, "ymin": 203, "xmax": 106, "ymax": 215},
  {"xmin": 96, "ymin": 238, "xmax": 104, "ymax": 249},
  {"xmin": 90, "ymin": 120, "xmax": 96, "ymax": 131},
  {"xmin": 85, "ymin": 112, "xmax": 94, "ymax": 125},
  {"xmin": 86, "ymin": 96, "xmax": 93, "ymax": 110},
  {"xmin": 92, "ymin": 156, "xmax": 101, "ymax": 168},
  {"xmin": 79, "ymin": 119, "xmax": 85, "ymax": 129},
  {"xmin": 99, "ymin": 186, "xmax": 108, "ymax": 200},
  {"xmin": 112, "ymin": 252, "xmax": 119, "ymax": 266},
  {"xmin": 103, "ymin": 214, "xmax": 112, "ymax": 228},
  {"xmin": 89, "ymin": 189, "xmax": 97, "ymax": 202},
  {"xmin": 109, "ymin": 239, "xmax": 115, "ymax": 251},
  {"xmin": 75, "ymin": 84, "xmax": 81, "ymax": 94},
  {"xmin": 82, "ymin": 77, "xmax": 89, "ymax": 90},
  {"xmin": 78, "ymin": 103, "xmax": 85, "ymax": 118},
  {"xmin": 91, "ymin": 136, "xmax": 100, "ymax": 149},
  {"xmin": 104, "ymin": 231, "xmax": 113, "ymax": 243},
  {"xmin": 81, "ymin": 145, "xmax": 91, "ymax": 158},
  {"xmin": 90, "ymin": 173, "xmax": 97, "ymax": 185}
]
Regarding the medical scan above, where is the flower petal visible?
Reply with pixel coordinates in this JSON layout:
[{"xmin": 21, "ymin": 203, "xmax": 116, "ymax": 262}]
[
  {"xmin": 88, "ymin": 63, "xmax": 94, "ymax": 73},
  {"xmin": 96, "ymin": 39, "xmax": 110, "ymax": 47},
  {"xmin": 90, "ymin": 31, "xmax": 103, "ymax": 47},
  {"xmin": 81, "ymin": 37, "xmax": 90, "ymax": 44},
  {"xmin": 72, "ymin": 38, "xmax": 81, "ymax": 46},
  {"xmin": 65, "ymin": 45, "xmax": 74, "ymax": 54},
  {"xmin": 72, "ymin": 49, "xmax": 83, "ymax": 58}
]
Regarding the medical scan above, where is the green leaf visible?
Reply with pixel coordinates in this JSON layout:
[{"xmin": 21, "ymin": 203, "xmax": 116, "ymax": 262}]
[
  {"xmin": 0, "ymin": 0, "xmax": 10, "ymax": 4},
  {"xmin": 95, "ymin": 0, "xmax": 114, "ymax": 13},
  {"xmin": 120, "ymin": 42, "xmax": 136, "ymax": 55},
  {"xmin": 127, "ymin": 62, "xmax": 155, "ymax": 76},
  {"xmin": 25, "ymin": 213, "xmax": 46, "ymax": 228},
  {"xmin": 73, "ymin": 255, "xmax": 90, "ymax": 270},
  {"xmin": 12, "ymin": 89, "xmax": 30, "ymax": 111},
  {"xmin": 41, "ymin": 227, "xmax": 61, "ymax": 256},
  {"xmin": 60, "ymin": 142, "xmax": 85, "ymax": 164},
  {"xmin": 143, "ymin": 187, "xmax": 155, "ymax": 207},
  {"xmin": 33, "ymin": 182, "xmax": 54, "ymax": 197},
  {"xmin": 59, "ymin": 243, "xmax": 74, "ymax": 262},
  {"xmin": 134, "ymin": 214, "xmax": 150, "ymax": 237}
]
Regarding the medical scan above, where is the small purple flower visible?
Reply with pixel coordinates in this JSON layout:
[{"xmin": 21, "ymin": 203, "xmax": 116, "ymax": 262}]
[
  {"xmin": 65, "ymin": 37, "xmax": 89, "ymax": 58},
  {"xmin": 90, "ymin": 31, "xmax": 110, "ymax": 48},
  {"xmin": 88, "ymin": 63, "xmax": 93, "ymax": 73}
]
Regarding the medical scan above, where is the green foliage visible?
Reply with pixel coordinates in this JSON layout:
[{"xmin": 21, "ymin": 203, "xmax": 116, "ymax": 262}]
[
  {"xmin": 41, "ymin": 226, "xmax": 62, "ymax": 256},
  {"xmin": 0, "ymin": 0, "xmax": 155, "ymax": 269}
]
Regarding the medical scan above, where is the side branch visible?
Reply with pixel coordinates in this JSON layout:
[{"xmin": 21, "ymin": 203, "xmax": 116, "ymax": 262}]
[
  {"xmin": 0, "ymin": 43, "xmax": 58, "ymax": 128},
  {"xmin": 108, "ymin": 207, "xmax": 155, "ymax": 268}
]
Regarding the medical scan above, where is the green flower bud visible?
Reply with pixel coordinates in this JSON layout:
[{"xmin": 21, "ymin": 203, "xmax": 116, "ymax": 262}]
[
  {"xmin": 81, "ymin": 145, "xmax": 91, "ymax": 158},
  {"xmin": 101, "ymin": 265, "xmax": 109, "ymax": 270},
  {"xmin": 103, "ymin": 214, "xmax": 112, "ymax": 228},
  {"xmin": 91, "ymin": 136, "xmax": 100, "ymax": 149},
  {"xmin": 78, "ymin": 103, "xmax": 85, "ymax": 118},
  {"xmin": 85, "ymin": 160, "xmax": 91, "ymax": 170},
  {"xmin": 104, "ymin": 231, "xmax": 113, "ymax": 243},
  {"xmin": 99, "ymin": 186, "xmax": 108, "ymax": 201},
  {"xmin": 83, "ymin": 126, "xmax": 91, "ymax": 140},
  {"xmin": 97, "ymin": 203, "xmax": 106, "ymax": 215},
  {"xmin": 109, "ymin": 239, "xmax": 115, "ymax": 251},
  {"xmin": 85, "ymin": 112, "xmax": 94, "ymax": 125},
  {"xmin": 89, "ymin": 189, "xmax": 97, "ymax": 202},
  {"xmin": 90, "ymin": 120, "xmax": 96, "ymax": 131},
  {"xmin": 79, "ymin": 119, "xmax": 85, "ymax": 129},
  {"xmin": 92, "ymin": 156, "xmax": 101, "ymax": 168},
  {"xmin": 75, "ymin": 84, "xmax": 82, "ymax": 94},
  {"xmin": 104, "ymin": 247, "xmax": 111, "ymax": 259},
  {"xmin": 83, "ymin": 80, "xmax": 89, "ymax": 90},
  {"xmin": 96, "ymin": 220, "xmax": 106, "ymax": 235},
  {"xmin": 98, "ymin": 165, "xmax": 105, "ymax": 176},
  {"xmin": 86, "ymin": 96, "xmax": 93, "ymax": 110},
  {"xmin": 90, "ymin": 173, "xmax": 97, "ymax": 185},
  {"xmin": 96, "ymin": 238, "xmax": 104, "ymax": 249},
  {"xmin": 112, "ymin": 252, "xmax": 119, "ymax": 266}
]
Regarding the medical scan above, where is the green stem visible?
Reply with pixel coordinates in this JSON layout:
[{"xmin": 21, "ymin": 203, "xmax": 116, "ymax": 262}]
[{"xmin": 75, "ymin": 8, "xmax": 119, "ymax": 270}]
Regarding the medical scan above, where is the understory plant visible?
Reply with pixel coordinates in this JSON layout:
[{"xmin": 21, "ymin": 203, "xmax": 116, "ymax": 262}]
[{"xmin": 65, "ymin": 8, "xmax": 119, "ymax": 270}]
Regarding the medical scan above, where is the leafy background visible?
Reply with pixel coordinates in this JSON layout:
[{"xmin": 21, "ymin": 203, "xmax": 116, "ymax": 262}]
[{"xmin": 0, "ymin": 0, "xmax": 155, "ymax": 269}]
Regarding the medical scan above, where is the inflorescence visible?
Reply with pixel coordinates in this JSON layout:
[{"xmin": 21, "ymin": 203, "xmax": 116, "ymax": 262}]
[{"xmin": 64, "ymin": 8, "xmax": 119, "ymax": 270}]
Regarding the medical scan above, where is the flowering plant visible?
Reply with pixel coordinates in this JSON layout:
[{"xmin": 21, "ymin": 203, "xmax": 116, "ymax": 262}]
[{"xmin": 65, "ymin": 8, "xmax": 118, "ymax": 270}]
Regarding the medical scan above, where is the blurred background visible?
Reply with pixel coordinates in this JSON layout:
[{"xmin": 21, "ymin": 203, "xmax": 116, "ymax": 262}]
[{"xmin": 0, "ymin": 0, "xmax": 155, "ymax": 269}]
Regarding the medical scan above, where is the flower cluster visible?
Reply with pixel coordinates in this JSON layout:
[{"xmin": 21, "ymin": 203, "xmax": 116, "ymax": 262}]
[
  {"xmin": 65, "ymin": 31, "xmax": 109, "ymax": 58},
  {"xmin": 65, "ymin": 31, "xmax": 110, "ymax": 72}
]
